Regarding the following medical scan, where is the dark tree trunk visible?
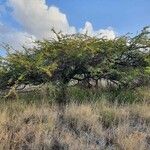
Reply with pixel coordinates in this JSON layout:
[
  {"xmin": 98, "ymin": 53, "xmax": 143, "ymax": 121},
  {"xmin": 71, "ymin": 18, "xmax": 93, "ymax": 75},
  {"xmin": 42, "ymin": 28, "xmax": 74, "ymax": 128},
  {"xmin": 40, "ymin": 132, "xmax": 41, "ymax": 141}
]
[
  {"xmin": 55, "ymin": 82, "xmax": 68, "ymax": 127},
  {"xmin": 56, "ymin": 82, "xmax": 67, "ymax": 107},
  {"xmin": 56, "ymin": 82, "xmax": 67, "ymax": 126},
  {"xmin": 95, "ymin": 79, "xmax": 98, "ymax": 89},
  {"xmin": 51, "ymin": 82, "xmax": 68, "ymax": 148}
]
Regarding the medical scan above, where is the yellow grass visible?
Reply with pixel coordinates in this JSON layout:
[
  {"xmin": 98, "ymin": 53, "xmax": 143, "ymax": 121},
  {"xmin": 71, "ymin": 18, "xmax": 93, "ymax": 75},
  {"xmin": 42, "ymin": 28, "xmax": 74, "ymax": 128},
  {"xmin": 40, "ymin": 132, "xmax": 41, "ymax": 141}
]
[{"xmin": 0, "ymin": 100, "xmax": 149, "ymax": 149}]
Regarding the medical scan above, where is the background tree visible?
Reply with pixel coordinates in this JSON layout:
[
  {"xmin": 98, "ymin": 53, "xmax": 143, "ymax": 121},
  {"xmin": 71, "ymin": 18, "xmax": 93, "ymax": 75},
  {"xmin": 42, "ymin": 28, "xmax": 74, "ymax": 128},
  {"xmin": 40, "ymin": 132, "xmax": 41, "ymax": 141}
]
[{"xmin": 0, "ymin": 28, "xmax": 150, "ymax": 105}]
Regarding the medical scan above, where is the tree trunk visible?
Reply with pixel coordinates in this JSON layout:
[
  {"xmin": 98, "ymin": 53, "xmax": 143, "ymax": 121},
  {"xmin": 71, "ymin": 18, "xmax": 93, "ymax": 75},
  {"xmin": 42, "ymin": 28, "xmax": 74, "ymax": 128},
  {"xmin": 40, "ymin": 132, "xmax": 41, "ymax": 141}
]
[
  {"xmin": 56, "ymin": 82, "xmax": 67, "ymax": 106},
  {"xmin": 55, "ymin": 82, "xmax": 67, "ymax": 126},
  {"xmin": 95, "ymin": 79, "xmax": 99, "ymax": 89},
  {"xmin": 51, "ymin": 82, "xmax": 68, "ymax": 148}
]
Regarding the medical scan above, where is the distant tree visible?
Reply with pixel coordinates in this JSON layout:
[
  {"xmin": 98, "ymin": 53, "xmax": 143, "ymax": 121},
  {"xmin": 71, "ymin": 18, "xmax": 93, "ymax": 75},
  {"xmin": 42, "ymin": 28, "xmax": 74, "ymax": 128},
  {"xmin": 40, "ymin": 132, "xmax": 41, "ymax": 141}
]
[{"xmin": 0, "ymin": 27, "xmax": 150, "ymax": 105}]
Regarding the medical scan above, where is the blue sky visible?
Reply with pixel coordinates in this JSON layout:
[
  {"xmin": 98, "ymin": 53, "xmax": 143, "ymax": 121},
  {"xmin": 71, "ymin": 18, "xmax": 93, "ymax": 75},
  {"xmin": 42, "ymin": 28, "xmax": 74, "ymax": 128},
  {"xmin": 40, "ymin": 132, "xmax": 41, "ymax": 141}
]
[
  {"xmin": 0, "ymin": 0, "xmax": 150, "ymax": 55},
  {"xmin": 46, "ymin": 0, "xmax": 150, "ymax": 34}
]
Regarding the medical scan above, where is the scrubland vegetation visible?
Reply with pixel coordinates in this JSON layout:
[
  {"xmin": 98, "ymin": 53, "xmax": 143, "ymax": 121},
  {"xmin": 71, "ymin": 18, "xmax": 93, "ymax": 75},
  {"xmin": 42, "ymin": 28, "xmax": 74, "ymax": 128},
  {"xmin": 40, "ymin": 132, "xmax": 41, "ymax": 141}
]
[
  {"xmin": 0, "ymin": 85, "xmax": 149, "ymax": 150},
  {"xmin": 0, "ymin": 28, "xmax": 150, "ymax": 149}
]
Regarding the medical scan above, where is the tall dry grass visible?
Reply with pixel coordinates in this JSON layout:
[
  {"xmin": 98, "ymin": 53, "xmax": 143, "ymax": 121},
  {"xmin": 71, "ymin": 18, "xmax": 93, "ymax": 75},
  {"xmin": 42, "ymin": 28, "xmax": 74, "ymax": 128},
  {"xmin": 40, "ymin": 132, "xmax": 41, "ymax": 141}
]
[{"xmin": 0, "ymin": 99, "xmax": 150, "ymax": 150}]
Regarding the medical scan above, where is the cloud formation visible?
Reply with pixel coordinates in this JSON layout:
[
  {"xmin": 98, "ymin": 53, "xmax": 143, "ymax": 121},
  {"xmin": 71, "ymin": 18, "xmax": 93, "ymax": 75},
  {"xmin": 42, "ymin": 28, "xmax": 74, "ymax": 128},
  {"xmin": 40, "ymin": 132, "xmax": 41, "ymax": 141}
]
[
  {"xmin": 9, "ymin": 0, "xmax": 76, "ymax": 39},
  {"xmin": 80, "ymin": 21, "xmax": 115, "ymax": 40},
  {"xmin": 0, "ymin": 0, "xmax": 116, "ymax": 50},
  {"xmin": 0, "ymin": 22, "xmax": 36, "ymax": 50}
]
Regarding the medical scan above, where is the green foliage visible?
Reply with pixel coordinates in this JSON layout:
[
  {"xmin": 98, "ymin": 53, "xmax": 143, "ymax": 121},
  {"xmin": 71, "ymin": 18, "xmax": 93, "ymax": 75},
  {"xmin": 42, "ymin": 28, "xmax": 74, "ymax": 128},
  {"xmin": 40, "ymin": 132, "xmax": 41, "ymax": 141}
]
[
  {"xmin": 0, "ymin": 27, "xmax": 150, "ymax": 103},
  {"xmin": 107, "ymin": 89, "xmax": 141, "ymax": 103}
]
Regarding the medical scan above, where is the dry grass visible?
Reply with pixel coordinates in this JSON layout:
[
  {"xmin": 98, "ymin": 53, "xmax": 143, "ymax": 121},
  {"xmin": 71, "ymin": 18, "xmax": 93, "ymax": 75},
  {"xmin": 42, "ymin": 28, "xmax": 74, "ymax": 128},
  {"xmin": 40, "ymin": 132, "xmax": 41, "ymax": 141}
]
[
  {"xmin": 0, "ymin": 100, "xmax": 150, "ymax": 150},
  {"xmin": 137, "ymin": 87, "xmax": 150, "ymax": 103}
]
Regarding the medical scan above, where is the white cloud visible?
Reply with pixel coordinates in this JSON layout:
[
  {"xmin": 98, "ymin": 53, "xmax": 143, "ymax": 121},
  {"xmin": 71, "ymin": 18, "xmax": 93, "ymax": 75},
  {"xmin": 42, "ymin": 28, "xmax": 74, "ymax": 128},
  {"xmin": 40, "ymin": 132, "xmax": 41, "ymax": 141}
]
[
  {"xmin": 8, "ymin": 0, "xmax": 76, "ymax": 39},
  {"xmin": 8, "ymin": 0, "xmax": 115, "ymax": 39},
  {"xmin": 80, "ymin": 21, "xmax": 116, "ymax": 40},
  {"xmin": 0, "ymin": 0, "xmax": 116, "ymax": 50},
  {"xmin": 0, "ymin": 22, "xmax": 36, "ymax": 50}
]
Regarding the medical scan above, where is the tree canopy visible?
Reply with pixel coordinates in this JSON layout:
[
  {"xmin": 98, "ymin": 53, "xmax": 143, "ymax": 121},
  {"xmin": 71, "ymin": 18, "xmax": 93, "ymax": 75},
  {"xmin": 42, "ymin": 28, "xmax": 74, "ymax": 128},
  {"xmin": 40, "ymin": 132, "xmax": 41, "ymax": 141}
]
[{"xmin": 0, "ymin": 28, "xmax": 150, "ymax": 103}]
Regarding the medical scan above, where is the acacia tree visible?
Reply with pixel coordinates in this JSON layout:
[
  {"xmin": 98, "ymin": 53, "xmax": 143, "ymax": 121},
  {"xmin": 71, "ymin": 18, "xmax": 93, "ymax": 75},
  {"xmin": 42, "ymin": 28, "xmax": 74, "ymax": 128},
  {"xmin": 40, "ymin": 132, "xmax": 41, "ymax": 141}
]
[{"xmin": 0, "ymin": 28, "xmax": 150, "ymax": 105}]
